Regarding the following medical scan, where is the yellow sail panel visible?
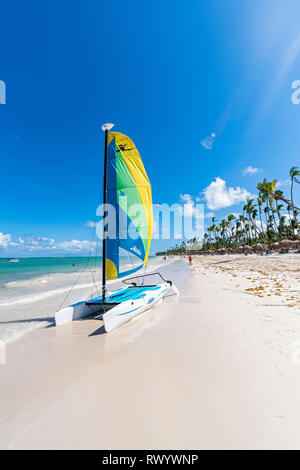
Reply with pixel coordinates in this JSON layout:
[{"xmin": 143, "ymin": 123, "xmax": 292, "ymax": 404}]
[{"xmin": 106, "ymin": 258, "xmax": 118, "ymax": 280}]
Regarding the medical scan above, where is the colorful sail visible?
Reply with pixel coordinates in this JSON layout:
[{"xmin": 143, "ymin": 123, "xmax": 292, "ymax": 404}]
[{"xmin": 105, "ymin": 132, "xmax": 152, "ymax": 280}]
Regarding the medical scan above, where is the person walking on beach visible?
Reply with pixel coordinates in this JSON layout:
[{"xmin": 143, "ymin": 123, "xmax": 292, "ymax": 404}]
[{"xmin": 188, "ymin": 255, "xmax": 193, "ymax": 266}]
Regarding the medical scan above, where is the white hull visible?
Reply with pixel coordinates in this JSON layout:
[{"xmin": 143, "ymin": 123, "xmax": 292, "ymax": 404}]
[
  {"xmin": 103, "ymin": 282, "xmax": 171, "ymax": 332},
  {"xmin": 54, "ymin": 300, "xmax": 100, "ymax": 326},
  {"xmin": 55, "ymin": 282, "xmax": 179, "ymax": 332}
]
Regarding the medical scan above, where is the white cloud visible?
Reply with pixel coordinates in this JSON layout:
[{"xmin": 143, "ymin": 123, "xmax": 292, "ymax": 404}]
[
  {"xmin": 0, "ymin": 232, "xmax": 11, "ymax": 249},
  {"xmin": 174, "ymin": 232, "xmax": 183, "ymax": 239},
  {"xmin": 86, "ymin": 220, "xmax": 97, "ymax": 227},
  {"xmin": 180, "ymin": 194, "xmax": 193, "ymax": 204},
  {"xmin": 20, "ymin": 236, "xmax": 56, "ymax": 252},
  {"xmin": 0, "ymin": 232, "xmax": 97, "ymax": 255},
  {"xmin": 56, "ymin": 239, "xmax": 96, "ymax": 252},
  {"xmin": 179, "ymin": 194, "xmax": 195, "ymax": 216},
  {"xmin": 179, "ymin": 194, "xmax": 203, "ymax": 217},
  {"xmin": 152, "ymin": 219, "xmax": 159, "ymax": 237},
  {"xmin": 277, "ymin": 179, "xmax": 290, "ymax": 188},
  {"xmin": 243, "ymin": 166, "xmax": 260, "ymax": 175},
  {"xmin": 204, "ymin": 177, "xmax": 253, "ymax": 210},
  {"xmin": 254, "ymin": 219, "xmax": 267, "ymax": 230},
  {"xmin": 204, "ymin": 212, "xmax": 215, "ymax": 219},
  {"xmin": 283, "ymin": 213, "xmax": 293, "ymax": 223}
]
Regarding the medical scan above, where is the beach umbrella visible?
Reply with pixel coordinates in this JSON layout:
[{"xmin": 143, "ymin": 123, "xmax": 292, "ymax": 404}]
[
  {"xmin": 242, "ymin": 245, "xmax": 251, "ymax": 251},
  {"xmin": 279, "ymin": 239, "xmax": 298, "ymax": 249}
]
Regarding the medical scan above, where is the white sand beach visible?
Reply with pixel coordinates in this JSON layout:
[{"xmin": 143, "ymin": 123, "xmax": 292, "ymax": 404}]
[
  {"xmin": 2, "ymin": 0, "xmax": 300, "ymax": 454},
  {"xmin": 0, "ymin": 255, "xmax": 300, "ymax": 450}
]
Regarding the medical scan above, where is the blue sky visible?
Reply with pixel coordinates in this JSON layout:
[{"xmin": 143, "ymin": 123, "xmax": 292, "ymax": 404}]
[{"xmin": 0, "ymin": 0, "xmax": 299, "ymax": 256}]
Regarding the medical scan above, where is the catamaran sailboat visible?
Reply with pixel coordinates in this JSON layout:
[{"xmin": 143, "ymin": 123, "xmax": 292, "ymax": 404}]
[{"xmin": 55, "ymin": 123, "xmax": 179, "ymax": 332}]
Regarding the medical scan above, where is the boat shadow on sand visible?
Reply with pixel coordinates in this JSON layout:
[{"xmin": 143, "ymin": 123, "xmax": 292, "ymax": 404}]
[
  {"xmin": 0, "ymin": 317, "xmax": 54, "ymax": 325},
  {"xmin": 88, "ymin": 324, "xmax": 106, "ymax": 336},
  {"xmin": 0, "ymin": 311, "xmax": 106, "ymax": 336}
]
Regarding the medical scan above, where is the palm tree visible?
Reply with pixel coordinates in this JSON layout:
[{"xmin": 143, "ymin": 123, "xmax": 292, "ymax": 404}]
[
  {"xmin": 276, "ymin": 203, "xmax": 285, "ymax": 237},
  {"xmin": 264, "ymin": 206, "xmax": 270, "ymax": 227},
  {"xmin": 238, "ymin": 214, "xmax": 247, "ymax": 243},
  {"xmin": 274, "ymin": 190, "xmax": 283, "ymax": 220},
  {"xmin": 219, "ymin": 219, "xmax": 229, "ymax": 245},
  {"xmin": 289, "ymin": 166, "xmax": 300, "ymax": 221},
  {"xmin": 243, "ymin": 199, "xmax": 256, "ymax": 240},
  {"xmin": 207, "ymin": 226, "xmax": 213, "ymax": 244},
  {"xmin": 214, "ymin": 226, "xmax": 221, "ymax": 247},
  {"xmin": 203, "ymin": 233, "xmax": 208, "ymax": 250},
  {"xmin": 235, "ymin": 220, "xmax": 242, "ymax": 245},
  {"xmin": 258, "ymin": 179, "xmax": 272, "ymax": 229},
  {"xmin": 257, "ymin": 196, "xmax": 264, "ymax": 232},
  {"xmin": 252, "ymin": 208, "xmax": 258, "ymax": 237},
  {"xmin": 167, "ymin": 165, "xmax": 299, "ymax": 255},
  {"xmin": 262, "ymin": 179, "xmax": 279, "ymax": 233},
  {"xmin": 227, "ymin": 214, "xmax": 236, "ymax": 242},
  {"xmin": 211, "ymin": 216, "xmax": 217, "ymax": 242}
]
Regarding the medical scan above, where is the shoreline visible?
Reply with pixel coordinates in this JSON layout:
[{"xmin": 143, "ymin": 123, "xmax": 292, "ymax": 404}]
[{"xmin": 0, "ymin": 257, "xmax": 176, "ymax": 345}]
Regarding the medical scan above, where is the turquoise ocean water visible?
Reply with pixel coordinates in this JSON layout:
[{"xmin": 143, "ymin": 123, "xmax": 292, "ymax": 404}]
[
  {"xmin": 0, "ymin": 256, "xmax": 161, "ymax": 343},
  {"xmin": 0, "ymin": 257, "xmax": 103, "ymax": 288}
]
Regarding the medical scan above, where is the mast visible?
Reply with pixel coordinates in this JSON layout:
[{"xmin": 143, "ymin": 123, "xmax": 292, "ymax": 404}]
[
  {"xmin": 101, "ymin": 123, "xmax": 114, "ymax": 301},
  {"xmin": 102, "ymin": 129, "xmax": 108, "ymax": 300}
]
